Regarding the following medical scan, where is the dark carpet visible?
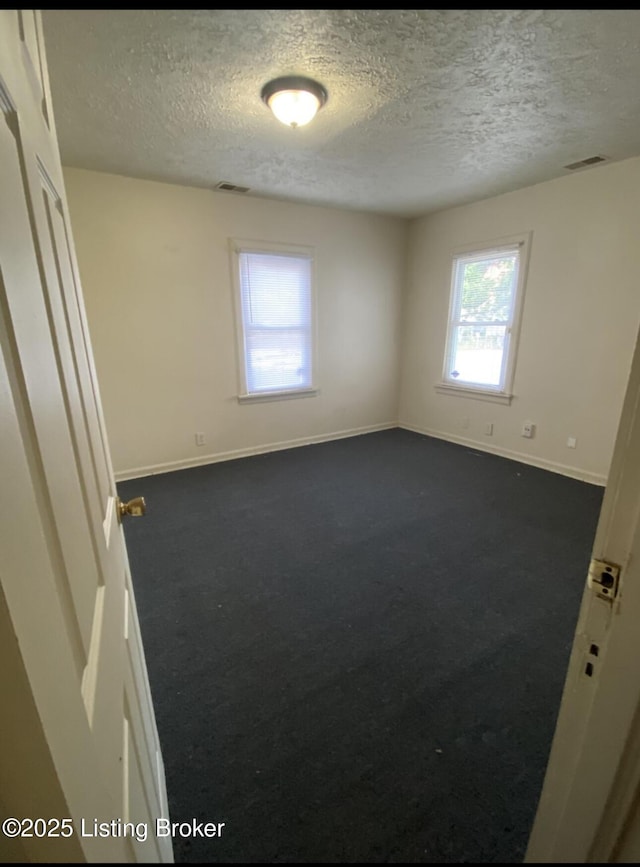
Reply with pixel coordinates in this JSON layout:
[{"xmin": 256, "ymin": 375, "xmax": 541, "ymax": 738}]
[{"xmin": 118, "ymin": 428, "xmax": 604, "ymax": 863}]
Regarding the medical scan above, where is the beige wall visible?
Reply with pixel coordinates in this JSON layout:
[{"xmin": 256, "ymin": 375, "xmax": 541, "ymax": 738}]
[
  {"xmin": 66, "ymin": 158, "xmax": 640, "ymax": 485},
  {"xmin": 398, "ymin": 156, "xmax": 640, "ymax": 485},
  {"xmin": 63, "ymin": 168, "xmax": 407, "ymax": 478}
]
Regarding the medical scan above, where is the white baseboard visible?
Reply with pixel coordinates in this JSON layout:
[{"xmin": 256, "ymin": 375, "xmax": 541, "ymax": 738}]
[
  {"xmin": 115, "ymin": 420, "xmax": 608, "ymax": 487},
  {"xmin": 114, "ymin": 422, "xmax": 397, "ymax": 482},
  {"xmin": 398, "ymin": 422, "xmax": 608, "ymax": 487}
]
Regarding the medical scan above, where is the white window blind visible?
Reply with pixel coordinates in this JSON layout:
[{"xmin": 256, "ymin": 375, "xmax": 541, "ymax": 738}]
[
  {"xmin": 238, "ymin": 250, "xmax": 313, "ymax": 394},
  {"xmin": 444, "ymin": 244, "xmax": 521, "ymax": 392}
]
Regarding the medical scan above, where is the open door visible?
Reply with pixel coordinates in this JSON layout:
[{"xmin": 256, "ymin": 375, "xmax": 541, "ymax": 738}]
[
  {"xmin": 526, "ymin": 311, "xmax": 640, "ymax": 858},
  {"xmin": 0, "ymin": 10, "xmax": 172, "ymax": 862}
]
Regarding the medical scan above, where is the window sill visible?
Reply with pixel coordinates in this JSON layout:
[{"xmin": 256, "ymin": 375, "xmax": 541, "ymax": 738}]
[
  {"xmin": 434, "ymin": 383, "xmax": 514, "ymax": 405},
  {"xmin": 237, "ymin": 387, "xmax": 319, "ymax": 405}
]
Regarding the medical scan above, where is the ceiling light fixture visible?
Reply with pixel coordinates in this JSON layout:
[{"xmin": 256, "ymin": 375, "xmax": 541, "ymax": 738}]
[{"xmin": 261, "ymin": 75, "xmax": 328, "ymax": 128}]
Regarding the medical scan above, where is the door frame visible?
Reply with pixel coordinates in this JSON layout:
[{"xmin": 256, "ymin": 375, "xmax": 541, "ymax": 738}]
[{"xmin": 526, "ymin": 316, "xmax": 640, "ymax": 860}]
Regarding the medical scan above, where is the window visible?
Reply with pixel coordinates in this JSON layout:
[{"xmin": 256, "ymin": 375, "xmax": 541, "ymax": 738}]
[
  {"xmin": 437, "ymin": 233, "xmax": 531, "ymax": 404},
  {"xmin": 231, "ymin": 240, "xmax": 316, "ymax": 401}
]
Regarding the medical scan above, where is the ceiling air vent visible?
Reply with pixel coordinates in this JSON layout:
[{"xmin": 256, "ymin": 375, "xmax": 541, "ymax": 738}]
[
  {"xmin": 564, "ymin": 155, "xmax": 608, "ymax": 171},
  {"xmin": 215, "ymin": 181, "xmax": 250, "ymax": 193}
]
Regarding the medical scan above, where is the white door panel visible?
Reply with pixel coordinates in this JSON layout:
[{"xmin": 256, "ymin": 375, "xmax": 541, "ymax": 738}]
[{"xmin": 0, "ymin": 10, "xmax": 172, "ymax": 861}]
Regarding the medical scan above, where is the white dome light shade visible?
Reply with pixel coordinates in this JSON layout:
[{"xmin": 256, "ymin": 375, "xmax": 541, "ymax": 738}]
[
  {"xmin": 268, "ymin": 89, "xmax": 320, "ymax": 127},
  {"xmin": 261, "ymin": 76, "xmax": 328, "ymax": 128}
]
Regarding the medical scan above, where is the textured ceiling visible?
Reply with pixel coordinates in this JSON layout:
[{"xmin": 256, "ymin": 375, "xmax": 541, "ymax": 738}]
[{"xmin": 42, "ymin": 9, "xmax": 640, "ymax": 218}]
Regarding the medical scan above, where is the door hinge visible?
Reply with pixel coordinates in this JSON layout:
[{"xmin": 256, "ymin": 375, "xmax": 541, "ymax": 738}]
[{"xmin": 587, "ymin": 558, "xmax": 621, "ymax": 602}]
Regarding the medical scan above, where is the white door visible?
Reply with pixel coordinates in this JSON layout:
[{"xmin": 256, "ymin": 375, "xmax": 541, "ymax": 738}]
[
  {"xmin": 0, "ymin": 10, "xmax": 172, "ymax": 862},
  {"xmin": 526, "ymin": 315, "xmax": 640, "ymax": 859}
]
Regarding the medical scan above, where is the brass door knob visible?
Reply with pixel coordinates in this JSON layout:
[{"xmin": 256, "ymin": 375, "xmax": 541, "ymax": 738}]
[{"xmin": 117, "ymin": 496, "xmax": 146, "ymax": 522}]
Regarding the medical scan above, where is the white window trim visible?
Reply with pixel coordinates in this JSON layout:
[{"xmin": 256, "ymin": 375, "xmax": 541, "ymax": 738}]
[
  {"xmin": 433, "ymin": 382, "xmax": 514, "ymax": 405},
  {"xmin": 436, "ymin": 231, "xmax": 532, "ymax": 404},
  {"xmin": 229, "ymin": 238, "xmax": 319, "ymax": 401},
  {"xmin": 237, "ymin": 387, "xmax": 319, "ymax": 405}
]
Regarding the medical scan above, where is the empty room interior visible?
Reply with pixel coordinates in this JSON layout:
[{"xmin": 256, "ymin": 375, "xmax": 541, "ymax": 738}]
[{"xmin": 12, "ymin": 8, "xmax": 640, "ymax": 864}]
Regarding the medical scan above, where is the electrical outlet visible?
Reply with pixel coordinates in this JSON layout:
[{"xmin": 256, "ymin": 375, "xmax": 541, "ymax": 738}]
[
  {"xmin": 567, "ymin": 436, "xmax": 577, "ymax": 449},
  {"xmin": 195, "ymin": 432, "xmax": 205, "ymax": 446},
  {"xmin": 522, "ymin": 421, "xmax": 535, "ymax": 438},
  {"xmin": 484, "ymin": 422, "xmax": 493, "ymax": 436}
]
